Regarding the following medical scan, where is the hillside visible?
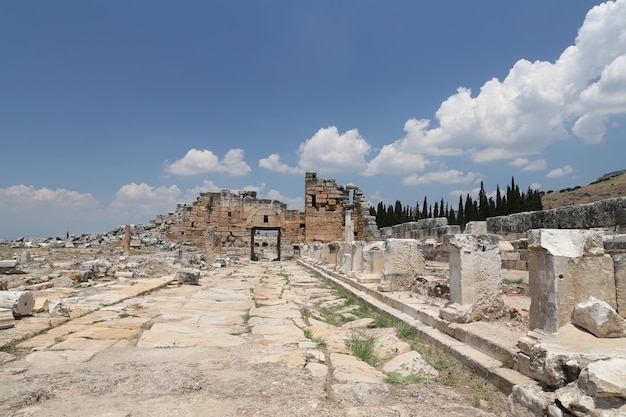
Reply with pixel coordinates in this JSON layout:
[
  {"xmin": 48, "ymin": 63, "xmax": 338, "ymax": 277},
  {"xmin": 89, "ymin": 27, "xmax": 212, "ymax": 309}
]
[{"xmin": 541, "ymin": 171, "xmax": 626, "ymax": 209}]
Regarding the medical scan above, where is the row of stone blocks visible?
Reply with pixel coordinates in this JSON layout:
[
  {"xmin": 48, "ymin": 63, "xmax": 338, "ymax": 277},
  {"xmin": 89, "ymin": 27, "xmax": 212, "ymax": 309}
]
[{"xmin": 302, "ymin": 229, "xmax": 626, "ymax": 332}]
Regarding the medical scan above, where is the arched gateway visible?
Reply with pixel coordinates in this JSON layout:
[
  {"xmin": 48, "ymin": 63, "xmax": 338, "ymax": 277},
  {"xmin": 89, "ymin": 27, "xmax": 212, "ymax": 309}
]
[
  {"xmin": 156, "ymin": 173, "xmax": 378, "ymax": 261},
  {"xmin": 165, "ymin": 190, "xmax": 304, "ymax": 261}
]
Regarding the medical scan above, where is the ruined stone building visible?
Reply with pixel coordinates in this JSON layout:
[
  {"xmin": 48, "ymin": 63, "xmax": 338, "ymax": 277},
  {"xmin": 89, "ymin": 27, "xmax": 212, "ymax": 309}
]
[
  {"xmin": 304, "ymin": 172, "xmax": 378, "ymax": 243},
  {"xmin": 149, "ymin": 173, "xmax": 378, "ymax": 260},
  {"xmin": 154, "ymin": 190, "xmax": 304, "ymax": 260}
]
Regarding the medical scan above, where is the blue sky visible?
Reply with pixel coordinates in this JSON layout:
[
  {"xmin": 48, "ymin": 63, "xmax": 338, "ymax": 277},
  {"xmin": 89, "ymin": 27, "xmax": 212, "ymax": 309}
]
[{"xmin": 1, "ymin": 1, "xmax": 625, "ymax": 239}]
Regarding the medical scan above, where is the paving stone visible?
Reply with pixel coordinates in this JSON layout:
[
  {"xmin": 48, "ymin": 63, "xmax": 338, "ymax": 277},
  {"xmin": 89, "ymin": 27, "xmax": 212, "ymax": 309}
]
[{"xmin": 330, "ymin": 352, "xmax": 385, "ymax": 383}]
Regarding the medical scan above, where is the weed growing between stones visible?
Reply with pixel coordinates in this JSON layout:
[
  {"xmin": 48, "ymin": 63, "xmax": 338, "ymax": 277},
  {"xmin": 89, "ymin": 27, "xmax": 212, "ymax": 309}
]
[
  {"xmin": 384, "ymin": 372, "xmax": 425, "ymax": 384},
  {"xmin": 311, "ymin": 336, "xmax": 326, "ymax": 347},
  {"xmin": 345, "ymin": 330, "xmax": 378, "ymax": 366}
]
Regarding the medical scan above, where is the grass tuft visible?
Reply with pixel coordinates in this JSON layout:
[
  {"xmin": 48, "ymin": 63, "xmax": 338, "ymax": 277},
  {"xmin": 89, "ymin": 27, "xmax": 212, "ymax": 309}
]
[{"xmin": 345, "ymin": 330, "xmax": 378, "ymax": 366}]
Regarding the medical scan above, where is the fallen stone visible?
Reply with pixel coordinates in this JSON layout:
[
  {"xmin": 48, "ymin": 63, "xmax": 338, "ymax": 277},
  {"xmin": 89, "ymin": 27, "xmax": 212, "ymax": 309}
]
[
  {"xmin": 579, "ymin": 358, "xmax": 626, "ymax": 399},
  {"xmin": 176, "ymin": 268, "xmax": 200, "ymax": 285},
  {"xmin": 382, "ymin": 350, "xmax": 438, "ymax": 378},
  {"xmin": 0, "ymin": 260, "xmax": 18, "ymax": 268},
  {"xmin": 49, "ymin": 299, "xmax": 71, "ymax": 317},
  {"xmin": 341, "ymin": 318, "xmax": 375, "ymax": 329},
  {"xmin": 59, "ymin": 269, "xmax": 92, "ymax": 282},
  {"xmin": 571, "ymin": 296, "xmax": 626, "ymax": 338},
  {"xmin": 0, "ymin": 291, "xmax": 34, "ymax": 317},
  {"xmin": 0, "ymin": 308, "xmax": 15, "ymax": 329}
]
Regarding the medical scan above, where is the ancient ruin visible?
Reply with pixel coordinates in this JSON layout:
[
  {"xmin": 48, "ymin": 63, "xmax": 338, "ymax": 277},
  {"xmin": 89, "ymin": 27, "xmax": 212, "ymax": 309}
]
[{"xmin": 2, "ymin": 173, "xmax": 626, "ymax": 416}]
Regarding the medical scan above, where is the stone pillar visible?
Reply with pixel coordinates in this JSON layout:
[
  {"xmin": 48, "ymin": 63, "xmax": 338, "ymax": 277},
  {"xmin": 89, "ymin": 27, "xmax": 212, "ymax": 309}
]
[
  {"xmin": 344, "ymin": 210, "xmax": 354, "ymax": 243},
  {"xmin": 206, "ymin": 227, "xmax": 220, "ymax": 264},
  {"xmin": 123, "ymin": 224, "xmax": 131, "ymax": 255},
  {"xmin": 379, "ymin": 239, "xmax": 424, "ymax": 291},
  {"xmin": 441, "ymin": 234, "xmax": 503, "ymax": 322},
  {"xmin": 528, "ymin": 229, "xmax": 616, "ymax": 333},
  {"xmin": 361, "ymin": 241, "xmax": 385, "ymax": 275},
  {"xmin": 612, "ymin": 253, "xmax": 626, "ymax": 319},
  {"xmin": 351, "ymin": 242, "xmax": 364, "ymax": 273},
  {"xmin": 334, "ymin": 242, "xmax": 353, "ymax": 273}
]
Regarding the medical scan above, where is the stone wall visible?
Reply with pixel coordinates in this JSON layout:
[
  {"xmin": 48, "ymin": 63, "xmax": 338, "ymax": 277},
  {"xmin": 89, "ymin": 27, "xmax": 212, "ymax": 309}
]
[
  {"xmin": 156, "ymin": 190, "xmax": 305, "ymax": 260},
  {"xmin": 487, "ymin": 197, "xmax": 626, "ymax": 238},
  {"xmin": 378, "ymin": 218, "xmax": 461, "ymax": 242},
  {"xmin": 304, "ymin": 172, "xmax": 378, "ymax": 243}
]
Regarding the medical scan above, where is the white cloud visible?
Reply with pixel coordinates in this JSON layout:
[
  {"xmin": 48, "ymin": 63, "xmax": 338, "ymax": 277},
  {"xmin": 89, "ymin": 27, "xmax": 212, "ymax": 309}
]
[
  {"xmin": 259, "ymin": 127, "xmax": 371, "ymax": 175},
  {"xmin": 369, "ymin": 191, "xmax": 383, "ymax": 203},
  {"xmin": 530, "ymin": 182, "xmax": 542, "ymax": 190},
  {"xmin": 0, "ymin": 185, "xmax": 99, "ymax": 211},
  {"xmin": 402, "ymin": 170, "xmax": 479, "ymax": 186},
  {"xmin": 297, "ymin": 127, "xmax": 371, "ymax": 174},
  {"xmin": 365, "ymin": 0, "xmax": 626, "ymax": 166},
  {"xmin": 547, "ymin": 165, "xmax": 574, "ymax": 178},
  {"xmin": 510, "ymin": 158, "xmax": 529, "ymax": 168},
  {"xmin": 522, "ymin": 159, "xmax": 547, "ymax": 172},
  {"xmin": 258, "ymin": 153, "xmax": 302, "ymax": 174},
  {"xmin": 164, "ymin": 148, "xmax": 251, "ymax": 176},
  {"xmin": 110, "ymin": 183, "xmax": 181, "ymax": 215},
  {"xmin": 183, "ymin": 180, "xmax": 222, "ymax": 202}
]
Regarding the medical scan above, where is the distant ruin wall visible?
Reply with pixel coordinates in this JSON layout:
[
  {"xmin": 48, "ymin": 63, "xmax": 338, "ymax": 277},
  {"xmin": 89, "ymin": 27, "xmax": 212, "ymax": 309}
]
[
  {"xmin": 487, "ymin": 197, "xmax": 626, "ymax": 237},
  {"xmin": 304, "ymin": 172, "xmax": 378, "ymax": 243},
  {"xmin": 153, "ymin": 190, "xmax": 304, "ymax": 260},
  {"xmin": 379, "ymin": 218, "xmax": 461, "ymax": 241}
]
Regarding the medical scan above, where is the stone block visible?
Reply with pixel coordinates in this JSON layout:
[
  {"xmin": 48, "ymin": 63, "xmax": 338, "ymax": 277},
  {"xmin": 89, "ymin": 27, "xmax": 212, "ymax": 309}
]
[
  {"xmin": 571, "ymin": 296, "xmax": 626, "ymax": 338},
  {"xmin": 528, "ymin": 229, "xmax": 616, "ymax": 333},
  {"xmin": 445, "ymin": 234, "xmax": 504, "ymax": 321},
  {"xmin": 382, "ymin": 239, "xmax": 424, "ymax": 276}
]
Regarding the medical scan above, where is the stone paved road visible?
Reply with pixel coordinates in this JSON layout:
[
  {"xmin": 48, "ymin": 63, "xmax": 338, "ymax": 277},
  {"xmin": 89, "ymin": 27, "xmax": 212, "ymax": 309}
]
[{"xmin": 1, "ymin": 261, "xmax": 499, "ymax": 417}]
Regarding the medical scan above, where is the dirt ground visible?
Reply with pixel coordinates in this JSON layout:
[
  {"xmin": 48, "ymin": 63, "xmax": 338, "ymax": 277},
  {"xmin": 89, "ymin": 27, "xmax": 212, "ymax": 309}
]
[{"xmin": 0, "ymin": 247, "xmax": 508, "ymax": 417}]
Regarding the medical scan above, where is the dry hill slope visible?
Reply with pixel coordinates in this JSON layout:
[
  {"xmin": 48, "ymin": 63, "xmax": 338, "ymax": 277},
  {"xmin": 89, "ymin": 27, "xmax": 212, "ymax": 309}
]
[{"xmin": 541, "ymin": 171, "xmax": 626, "ymax": 209}]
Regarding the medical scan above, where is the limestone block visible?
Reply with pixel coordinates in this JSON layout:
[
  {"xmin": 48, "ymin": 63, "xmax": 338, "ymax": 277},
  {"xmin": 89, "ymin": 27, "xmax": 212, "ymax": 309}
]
[
  {"xmin": 350, "ymin": 242, "xmax": 364, "ymax": 273},
  {"xmin": 464, "ymin": 221, "xmax": 487, "ymax": 235},
  {"xmin": 571, "ymin": 297, "xmax": 626, "ymax": 338},
  {"xmin": 383, "ymin": 239, "xmax": 424, "ymax": 276},
  {"xmin": 579, "ymin": 358, "xmax": 626, "ymax": 399},
  {"xmin": 361, "ymin": 241, "xmax": 385, "ymax": 275},
  {"xmin": 382, "ymin": 350, "xmax": 438, "ymax": 378},
  {"xmin": 528, "ymin": 229, "xmax": 616, "ymax": 333},
  {"xmin": 444, "ymin": 234, "xmax": 503, "ymax": 321},
  {"xmin": 0, "ymin": 260, "xmax": 18, "ymax": 268},
  {"xmin": 176, "ymin": 268, "xmax": 201, "ymax": 285}
]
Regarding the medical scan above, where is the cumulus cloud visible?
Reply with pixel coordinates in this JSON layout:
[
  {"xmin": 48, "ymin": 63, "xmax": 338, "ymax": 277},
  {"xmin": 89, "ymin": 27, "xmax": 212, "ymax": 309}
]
[
  {"xmin": 523, "ymin": 159, "xmax": 547, "ymax": 172},
  {"xmin": 297, "ymin": 127, "xmax": 371, "ymax": 174},
  {"xmin": 183, "ymin": 180, "xmax": 222, "ymax": 202},
  {"xmin": 258, "ymin": 154, "xmax": 302, "ymax": 174},
  {"xmin": 402, "ymin": 170, "xmax": 479, "ymax": 186},
  {"xmin": 164, "ymin": 148, "xmax": 251, "ymax": 176},
  {"xmin": 364, "ymin": 0, "xmax": 626, "ymax": 170},
  {"xmin": 261, "ymin": 127, "xmax": 371, "ymax": 175},
  {"xmin": 547, "ymin": 165, "xmax": 574, "ymax": 178},
  {"xmin": 0, "ymin": 185, "xmax": 99, "ymax": 210},
  {"xmin": 510, "ymin": 158, "xmax": 529, "ymax": 168},
  {"xmin": 110, "ymin": 183, "xmax": 181, "ymax": 215}
]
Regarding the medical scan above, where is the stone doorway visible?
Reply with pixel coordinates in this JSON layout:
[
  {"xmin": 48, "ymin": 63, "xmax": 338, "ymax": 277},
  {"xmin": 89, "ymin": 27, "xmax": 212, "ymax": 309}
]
[{"xmin": 251, "ymin": 228, "xmax": 281, "ymax": 261}]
